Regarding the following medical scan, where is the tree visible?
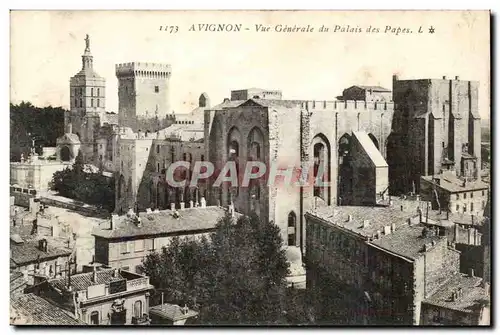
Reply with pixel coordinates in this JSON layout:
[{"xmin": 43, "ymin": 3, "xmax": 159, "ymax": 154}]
[
  {"xmin": 10, "ymin": 102, "xmax": 66, "ymax": 161},
  {"xmin": 139, "ymin": 211, "xmax": 291, "ymax": 325},
  {"xmin": 49, "ymin": 153, "xmax": 115, "ymax": 212}
]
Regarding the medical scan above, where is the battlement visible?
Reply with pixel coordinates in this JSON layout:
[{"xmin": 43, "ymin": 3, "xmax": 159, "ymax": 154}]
[
  {"xmin": 115, "ymin": 62, "xmax": 172, "ymax": 78},
  {"xmin": 299, "ymin": 99, "xmax": 394, "ymax": 112}
]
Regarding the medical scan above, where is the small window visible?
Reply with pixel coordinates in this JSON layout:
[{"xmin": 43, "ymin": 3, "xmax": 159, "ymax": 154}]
[
  {"xmin": 146, "ymin": 239, "xmax": 155, "ymax": 251},
  {"xmin": 201, "ymin": 154, "xmax": 205, "ymax": 162},
  {"xmin": 156, "ymin": 145, "xmax": 160, "ymax": 154},
  {"xmin": 97, "ymin": 88, "xmax": 100, "ymax": 96},
  {"xmin": 154, "ymin": 86, "xmax": 159, "ymax": 93},
  {"xmin": 91, "ymin": 99, "xmax": 94, "ymax": 107},
  {"xmin": 456, "ymin": 204, "xmax": 460, "ymax": 212},
  {"xmin": 456, "ymin": 194, "xmax": 459, "ymax": 200},
  {"xmin": 482, "ymin": 201, "xmax": 485, "ymax": 209},
  {"xmin": 120, "ymin": 242, "xmax": 128, "ymax": 254},
  {"xmin": 91, "ymin": 88, "xmax": 94, "ymax": 96},
  {"xmin": 470, "ymin": 192, "xmax": 474, "ymax": 198},
  {"xmin": 134, "ymin": 239, "xmax": 145, "ymax": 252},
  {"xmin": 97, "ymin": 99, "xmax": 100, "ymax": 107},
  {"xmin": 157, "ymin": 163, "xmax": 160, "ymax": 172},
  {"xmin": 464, "ymin": 193, "xmax": 467, "ymax": 199},
  {"xmin": 471, "ymin": 203, "xmax": 474, "ymax": 212}
]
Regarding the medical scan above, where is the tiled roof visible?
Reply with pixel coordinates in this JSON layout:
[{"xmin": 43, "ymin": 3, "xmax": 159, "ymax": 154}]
[
  {"xmin": 149, "ymin": 303, "xmax": 199, "ymax": 321},
  {"xmin": 93, "ymin": 206, "xmax": 234, "ymax": 239},
  {"xmin": 10, "ymin": 293, "xmax": 86, "ymax": 325},
  {"xmin": 49, "ymin": 268, "xmax": 124, "ymax": 292},
  {"xmin": 370, "ymin": 224, "xmax": 443, "ymax": 260},
  {"xmin": 307, "ymin": 199, "xmax": 421, "ymax": 238},
  {"xmin": 352, "ymin": 131, "xmax": 388, "ymax": 167},
  {"xmin": 10, "ymin": 240, "xmax": 72, "ymax": 267},
  {"xmin": 422, "ymin": 174, "xmax": 489, "ymax": 193},
  {"xmin": 423, "ymin": 273, "xmax": 490, "ymax": 313}
]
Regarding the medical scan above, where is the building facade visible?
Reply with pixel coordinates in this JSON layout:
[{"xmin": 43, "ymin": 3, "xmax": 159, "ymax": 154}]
[
  {"xmin": 93, "ymin": 205, "xmax": 231, "ymax": 272},
  {"xmin": 33, "ymin": 267, "xmax": 154, "ymax": 325},
  {"xmin": 305, "ymin": 199, "xmax": 463, "ymax": 325},
  {"xmin": 388, "ymin": 75, "xmax": 482, "ymax": 195}
]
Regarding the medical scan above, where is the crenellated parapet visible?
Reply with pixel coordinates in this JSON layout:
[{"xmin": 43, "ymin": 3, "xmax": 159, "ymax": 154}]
[{"xmin": 115, "ymin": 62, "xmax": 172, "ymax": 78}]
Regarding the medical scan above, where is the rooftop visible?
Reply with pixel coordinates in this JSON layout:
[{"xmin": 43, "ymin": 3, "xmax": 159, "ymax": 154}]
[
  {"xmin": 348, "ymin": 85, "xmax": 392, "ymax": 92},
  {"xmin": 49, "ymin": 268, "xmax": 128, "ymax": 292},
  {"xmin": 93, "ymin": 206, "xmax": 236, "ymax": 239},
  {"xmin": 149, "ymin": 303, "xmax": 199, "ymax": 321},
  {"xmin": 306, "ymin": 199, "xmax": 422, "ymax": 239},
  {"xmin": 371, "ymin": 224, "xmax": 444, "ymax": 260},
  {"xmin": 423, "ymin": 273, "xmax": 490, "ymax": 314},
  {"xmin": 11, "ymin": 293, "xmax": 86, "ymax": 325},
  {"xmin": 10, "ymin": 239, "xmax": 72, "ymax": 267},
  {"xmin": 422, "ymin": 173, "xmax": 489, "ymax": 193}
]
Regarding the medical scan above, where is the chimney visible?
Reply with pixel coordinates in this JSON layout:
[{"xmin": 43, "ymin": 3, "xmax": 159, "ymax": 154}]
[
  {"xmin": 391, "ymin": 223, "xmax": 396, "ymax": 232},
  {"xmin": 383, "ymin": 225, "xmax": 391, "ymax": 235},
  {"xmin": 113, "ymin": 268, "xmax": 118, "ymax": 278},
  {"xmin": 455, "ymin": 76, "xmax": 460, "ymax": 80},
  {"xmin": 92, "ymin": 267, "xmax": 97, "ymax": 283},
  {"xmin": 200, "ymin": 197, "xmax": 206, "ymax": 208},
  {"xmin": 362, "ymin": 220, "xmax": 370, "ymax": 228},
  {"xmin": 154, "ymin": 208, "xmax": 160, "ymax": 213},
  {"xmin": 347, "ymin": 215, "xmax": 353, "ymax": 222},
  {"xmin": 389, "ymin": 200, "xmax": 394, "ymax": 206},
  {"xmin": 146, "ymin": 208, "xmax": 152, "ymax": 213},
  {"xmin": 468, "ymin": 268, "xmax": 475, "ymax": 277},
  {"xmin": 170, "ymin": 203, "xmax": 175, "ymax": 211},
  {"xmin": 228, "ymin": 202, "xmax": 235, "ymax": 217},
  {"xmin": 136, "ymin": 216, "xmax": 142, "ymax": 228},
  {"xmin": 180, "ymin": 202, "xmax": 185, "ymax": 210},
  {"xmin": 110, "ymin": 214, "xmax": 119, "ymax": 230},
  {"xmin": 189, "ymin": 200, "xmax": 194, "ymax": 208},
  {"xmin": 68, "ymin": 122, "xmax": 73, "ymax": 134},
  {"xmin": 443, "ymin": 76, "xmax": 447, "ymax": 80}
]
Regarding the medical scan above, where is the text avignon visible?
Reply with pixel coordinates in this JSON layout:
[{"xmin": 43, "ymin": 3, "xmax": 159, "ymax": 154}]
[{"xmin": 189, "ymin": 24, "xmax": 242, "ymax": 32}]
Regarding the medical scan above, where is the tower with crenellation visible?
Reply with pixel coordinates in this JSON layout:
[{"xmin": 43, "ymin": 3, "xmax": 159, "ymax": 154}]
[{"xmin": 115, "ymin": 62, "xmax": 173, "ymax": 132}]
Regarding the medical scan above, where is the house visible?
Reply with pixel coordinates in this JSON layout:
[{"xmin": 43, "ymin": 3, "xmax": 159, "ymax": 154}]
[{"xmin": 32, "ymin": 267, "xmax": 154, "ymax": 325}]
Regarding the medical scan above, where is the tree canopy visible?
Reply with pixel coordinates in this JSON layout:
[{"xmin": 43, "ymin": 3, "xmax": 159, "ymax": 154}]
[
  {"xmin": 10, "ymin": 102, "xmax": 66, "ymax": 161},
  {"xmin": 139, "ymin": 212, "xmax": 294, "ymax": 325},
  {"xmin": 49, "ymin": 151, "xmax": 115, "ymax": 212}
]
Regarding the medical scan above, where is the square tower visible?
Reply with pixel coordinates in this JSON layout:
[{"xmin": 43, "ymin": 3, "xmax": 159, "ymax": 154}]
[{"xmin": 116, "ymin": 62, "xmax": 172, "ymax": 132}]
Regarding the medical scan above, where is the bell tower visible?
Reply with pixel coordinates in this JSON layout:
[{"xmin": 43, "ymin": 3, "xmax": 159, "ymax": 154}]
[{"xmin": 68, "ymin": 34, "xmax": 106, "ymax": 163}]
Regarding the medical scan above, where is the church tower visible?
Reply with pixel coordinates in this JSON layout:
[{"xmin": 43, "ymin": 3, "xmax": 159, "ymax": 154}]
[{"xmin": 68, "ymin": 34, "xmax": 106, "ymax": 163}]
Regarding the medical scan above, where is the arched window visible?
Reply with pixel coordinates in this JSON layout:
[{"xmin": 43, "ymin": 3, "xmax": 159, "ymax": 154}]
[
  {"xmin": 97, "ymin": 88, "xmax": 100, "ymax": 96},
  {"xmin": 134, "ymin": 300, "xmax": 143, "ymax": 318},
  {"xmin": 91, "ymin": 88, "xmax": 94, "ymax": 96},
  {"xmin": 312, "ymin": 134, "xmax": 331, "ymax": 204},
  {"xmin": 60, "ymin": 146, "xmax": 71, "ymax": 162},
  {"xmin": 97, "ymin": 99, "xmax": 100, "ymax": 107},
  {"xmin": 79, "ymin": 99, "xmax": 83, "ymax": 107},
  {"xmin": 91, "ymin": 99, "xmax": 94, "ymax": 107},
  {"xmin": 118, "ymin": 175, "xmax": 125, "ymax": 199},
  {"xmin": 90, "ymin": 311, "xmax": 99, "ymax": 325},
  {"xmin": 288, "ymin": 212, "xmax": 297, "ymax": 246},
  {"xmin": 247, "ymin": 127, "xmax": 264, "ymax": 161}
]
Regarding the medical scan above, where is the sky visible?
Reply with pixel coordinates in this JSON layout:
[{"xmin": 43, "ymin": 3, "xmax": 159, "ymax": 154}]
[{"xmin": 10, "ymin": 10, "xmax": 490, "ymax": 119}]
